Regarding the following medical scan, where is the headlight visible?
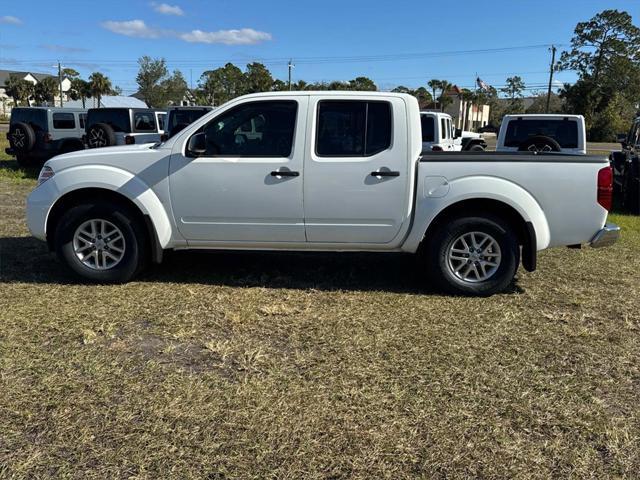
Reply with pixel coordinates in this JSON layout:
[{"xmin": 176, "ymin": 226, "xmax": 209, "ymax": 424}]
[{"xmin": 37, "ymin": 166, "xmax": 55, "ymax": 186}]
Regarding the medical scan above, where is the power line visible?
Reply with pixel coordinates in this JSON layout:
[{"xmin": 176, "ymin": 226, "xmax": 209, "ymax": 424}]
[{"xmin": 1, "ymin": 43, "xmax": 567, "ymax": 69}]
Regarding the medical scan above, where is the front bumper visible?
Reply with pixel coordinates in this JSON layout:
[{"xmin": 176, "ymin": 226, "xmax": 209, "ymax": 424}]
[{"xmin": 590, "ymin": 223, "xmax": 621, "ymax": 248}]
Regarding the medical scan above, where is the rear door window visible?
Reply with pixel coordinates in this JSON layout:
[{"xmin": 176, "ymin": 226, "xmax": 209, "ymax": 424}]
[
  {"xmin": 316, "ymin": 100, "xmax": 392, "ymax": 157},
  {"xmin": 504, "ymin": 119, "xmax": 579, "ymax": 148},
  {"xmin": 421, "ymin": 115, "xmax": 435, "ymax": 142},
  {"xmin": 52, "ymin": 112, "xmax": 76, "ymax": 129}
]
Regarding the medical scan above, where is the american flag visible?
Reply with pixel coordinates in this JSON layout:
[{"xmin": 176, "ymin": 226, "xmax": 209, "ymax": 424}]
[{"xmin": 476, "ymin": 77, "xmax": 491, "ymax": 92}]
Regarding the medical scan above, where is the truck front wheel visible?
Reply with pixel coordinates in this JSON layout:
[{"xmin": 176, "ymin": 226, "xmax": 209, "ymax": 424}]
[
  {"xmin": 54, "ymin": 202, "xmax": 148, "ymax": 283},
  {"xmin": 426, "ymin": 215, "xmax": 519, "ymax": 296}
]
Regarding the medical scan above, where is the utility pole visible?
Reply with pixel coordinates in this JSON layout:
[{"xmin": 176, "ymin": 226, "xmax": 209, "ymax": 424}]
[
  {"xmin": 58, "ymin": 61, "xmax": 64, "ymax": 108},
  {"xmin": 545, "ymin": 45, "xmax": 557, "ymax": 114},
  {"xmin": 288, "ymin": 59, "xmax": 294, "ymax": 90}
]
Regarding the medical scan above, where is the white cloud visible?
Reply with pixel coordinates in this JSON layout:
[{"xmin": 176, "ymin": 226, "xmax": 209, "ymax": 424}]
[
  {"xmin": 180, "ymin": 28, "xmax": 272, "ymax": 45},
  {"xmin": 152, "ymin": 2, "xmax": 184, "ymax": 16},
  {"xmin": 0, "ymin": 16, "xmax": 22, "ymax": 25},
  {"xmin": 101, "ymin": 19, "xmax": 162, "ymax": 38}
]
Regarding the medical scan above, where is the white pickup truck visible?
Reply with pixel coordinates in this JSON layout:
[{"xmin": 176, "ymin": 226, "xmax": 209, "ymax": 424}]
[
  {"xmin": 26, "ymin": 92, "xmax": 619, "ymax": 296},
  {"xmin": 496, "ymin": 114, "xmax": 587, "ymax": 155}
]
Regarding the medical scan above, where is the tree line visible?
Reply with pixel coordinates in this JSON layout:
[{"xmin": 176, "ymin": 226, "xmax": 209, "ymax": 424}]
[
  {"xmin": 5, "ymin": 69, "xmax": 120, "ymax": 108},
  {"xmin": 4, "ymin": 9, "xmax": 637, "ymax": 141}
]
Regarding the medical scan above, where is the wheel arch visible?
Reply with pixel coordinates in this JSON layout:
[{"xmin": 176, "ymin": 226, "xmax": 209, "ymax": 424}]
[
  {"xmin": 46, "ymin": 187, "xmax": 167, "ymax": 264},
  {"xmin": 421, "ymin": 198, "xmax": 539, "ymax": 272}
]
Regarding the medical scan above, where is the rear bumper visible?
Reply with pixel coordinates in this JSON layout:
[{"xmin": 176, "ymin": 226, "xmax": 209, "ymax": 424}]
[{"xmin": 590, "ymin": 223, "xmax": 621, "ymax": 248}]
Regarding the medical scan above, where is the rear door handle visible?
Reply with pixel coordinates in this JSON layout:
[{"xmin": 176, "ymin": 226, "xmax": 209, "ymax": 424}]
[
  {"xmin": 370, "ymin": 170, "xmax": 400, "ymax": 177},
  {"xmin": 270, "ymin": 170, "xmax": 299, "ymax": 177}
]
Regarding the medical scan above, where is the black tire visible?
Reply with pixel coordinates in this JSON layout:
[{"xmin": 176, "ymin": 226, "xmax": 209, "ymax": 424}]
[
  {"xmin": 517, "ymin": 135, "xmax": 562, "ymax": 153},
  {"xmin": 54, "ymin": 202, "xmax": 148, "ymax": 283},
  {"xmin": 8, "ymin": 122, "xmax": 36, "ymax": 153},
  {"xmin": 16, "ymin": 154, "xmax": 36, "ymax": 168},
  {"xmin": 425, "ymin": 214, "xmax": 519, "ymax": 296},
  {"xmin": 622, "ymin": 162, "xmax": 640, "ymax": 214},
  {"xmin": 468, "ymin": 144, "xmax": 485, "ymax": 152},
  {"xmin": 86, "ymin": 123, "xmax": 116, "ymax": 148}
]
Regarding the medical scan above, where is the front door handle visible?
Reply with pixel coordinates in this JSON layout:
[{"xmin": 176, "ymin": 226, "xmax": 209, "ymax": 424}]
[
  {"xmin": 370, "ymin": 170, "xmax": 400, "ymax": 177},
  {"xmin": 270, "ymin": 170, "xmax": 299, "ymax": 177}
]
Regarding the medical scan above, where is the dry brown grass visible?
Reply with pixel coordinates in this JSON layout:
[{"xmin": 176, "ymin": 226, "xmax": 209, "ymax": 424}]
[{"xmin": 0, "ymin": 142, "xmax": 639, "ymax": 478}]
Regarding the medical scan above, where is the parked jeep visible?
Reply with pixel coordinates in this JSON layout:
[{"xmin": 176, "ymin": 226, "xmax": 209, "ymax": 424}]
[
  {"xmin": 84, "ymin": 108, "xmax": 167, "ymax": 148},
  {"xmin": 612, "ymin": 117, "xmax": 640, "ymax": 213},
  {"xmin": 162, "ymin": 106, "xmax": 214, "ymax": 140},
  {"xmin": 421, "ymin": 111, "xmax": 486, "ymax": 152},
  {"xmin": 6, "ymin": 107, "xmax": 86, "ymax": 167},
  {"xmin": 496, "ymin": 114, "xmax": 587, "ymax": 155}
]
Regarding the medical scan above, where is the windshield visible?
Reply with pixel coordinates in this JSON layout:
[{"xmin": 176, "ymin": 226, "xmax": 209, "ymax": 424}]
[{"xmin": 504, "ymin": 119, "xmax": 579, "ymax": 148}]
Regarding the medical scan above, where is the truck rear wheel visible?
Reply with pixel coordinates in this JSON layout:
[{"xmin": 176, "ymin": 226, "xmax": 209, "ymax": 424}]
[
  {"xmin": 54, "ymin": 202, "xmax": 148, "ymax": 283},
  {"xmin": 426, "ymin": 214, "xmax": 519, "ymax": 296}
]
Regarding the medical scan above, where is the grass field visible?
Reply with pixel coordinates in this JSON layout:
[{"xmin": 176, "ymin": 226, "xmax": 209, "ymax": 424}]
[{"xmin": 1, "ymin": 137, "xmax": 639, "ymax": 478}]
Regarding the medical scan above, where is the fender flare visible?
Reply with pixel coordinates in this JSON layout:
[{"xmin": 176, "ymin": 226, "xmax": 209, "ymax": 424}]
[
  {"xmin": 45, "ymin": 165, "xmax": 173, "ymax": 249},
  {"xmin": 402, "ymin": 175, "xmax": 551, "ymax": 255}
]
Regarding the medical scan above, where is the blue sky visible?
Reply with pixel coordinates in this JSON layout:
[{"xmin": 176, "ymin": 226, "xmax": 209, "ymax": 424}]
[{"xmin": 0, "ymin": 0, "xmax": 638, "ymax": 96}]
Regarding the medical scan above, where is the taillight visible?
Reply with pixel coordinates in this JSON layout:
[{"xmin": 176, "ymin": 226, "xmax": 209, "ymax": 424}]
[
  {"xmin": 125, "ymin": 135, "xmax": 135, "ymax": 145},
  {"xmin": 597, "ymin": 166, "xmax": 613, "ymax": 211},
  {"xmin": 431, "ymin": 145, "xmax": 443, "ymax": 152}
]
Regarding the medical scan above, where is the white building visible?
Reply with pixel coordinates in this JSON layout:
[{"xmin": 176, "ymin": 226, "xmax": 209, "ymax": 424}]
[
  {"xmin": 0, "ymin": 69, "xmax": 71, "ymax": 116},
  {"xmin": 443, "ymin": 85, "xmax": 491, "ymax": 131}
]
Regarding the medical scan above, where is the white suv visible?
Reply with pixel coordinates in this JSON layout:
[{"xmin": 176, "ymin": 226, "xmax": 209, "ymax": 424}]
[{"xmin": 85, "ymin": 108, "xmax": 167, "ymax": 148}]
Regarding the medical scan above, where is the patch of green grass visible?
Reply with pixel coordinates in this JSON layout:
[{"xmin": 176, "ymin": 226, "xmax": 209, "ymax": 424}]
[
  {"xmin": 1, "ymin": 176, "xmax": 639, "ymax": 477},
  {"xmin": 0, "ymin": 137, "xmax": 39, "ymax": 185}
]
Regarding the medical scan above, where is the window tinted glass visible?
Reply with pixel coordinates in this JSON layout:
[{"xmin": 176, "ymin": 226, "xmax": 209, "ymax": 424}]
[
  {"xmin": 200, "ymin": 101, "xmax": 297, "ymax": 157},
  {"xmin": 134, "ymin": 112, "xmax": 156, "ymax": 131},
  {"xmin": 366, "ymin": 102, "xmax": 392, "ymax": 155},
  {"xmin": 421, "ymin": 115, "xmax": 435, "ymax": 142},
  {"xmin": 441, "ymin": 118, "xmax": 447, "ymax": 139},
  {"xmin": 11, "ymin": 109, "xmax": 47, "ymax": 131},
  {"xmin": 504, "ymin": 119, "xmax": 579, "ymax": 148},
  {"xmin": 52, "ymin": 112, "xmax": 75, "ymax": 129},
  {"xmin": 316, "ymin": 101, "xmax": 392, "ymax": 156},
  {"xmin": 79, "ymin": 113, "xmax": 87, "ymax": 129},
  {"xmin": 86, "ymin": 109, "xmax": 131, "ymax": 132},
  {"xmin": 167, "ymin": 109, "xmax": 211, "ymax": 137}
]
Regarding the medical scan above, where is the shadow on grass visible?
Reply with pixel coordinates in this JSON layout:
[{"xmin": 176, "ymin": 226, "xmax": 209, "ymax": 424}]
[
  {"xmin": 0, "ymin": 236, "xmax": 524, "ymax": 295},
  {"xmin": 0, "ymin": 158, "xmax": 40, "ymax": 181}
]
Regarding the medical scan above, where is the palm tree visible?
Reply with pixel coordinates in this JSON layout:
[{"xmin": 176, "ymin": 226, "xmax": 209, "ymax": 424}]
[
  {"xmin": 460, "ymin": 89, "xmax": 475, "ymax": 131},
  {"xmin": 5, "ymin": 74, "xmax": 34, "ymax": 106},
  {"xmin": 427, "ymin": 79, "xmax": 441, "ymax": 109},
  {"xmin": 89, "ymin": 72, "xmax": 112, "ymax": 108},
  {"xmin": 438, "ymin": 81, "xmax": 453, "ymax": 112},
  {"xmin": 69, "ymin": 78, "xmax": 93, "ymax": 108}
]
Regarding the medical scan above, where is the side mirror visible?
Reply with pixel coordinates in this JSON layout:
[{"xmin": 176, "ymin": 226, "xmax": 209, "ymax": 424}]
[{"xmin": 187, "ymin": 132, "xmax": 206, "ymax": 157}]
